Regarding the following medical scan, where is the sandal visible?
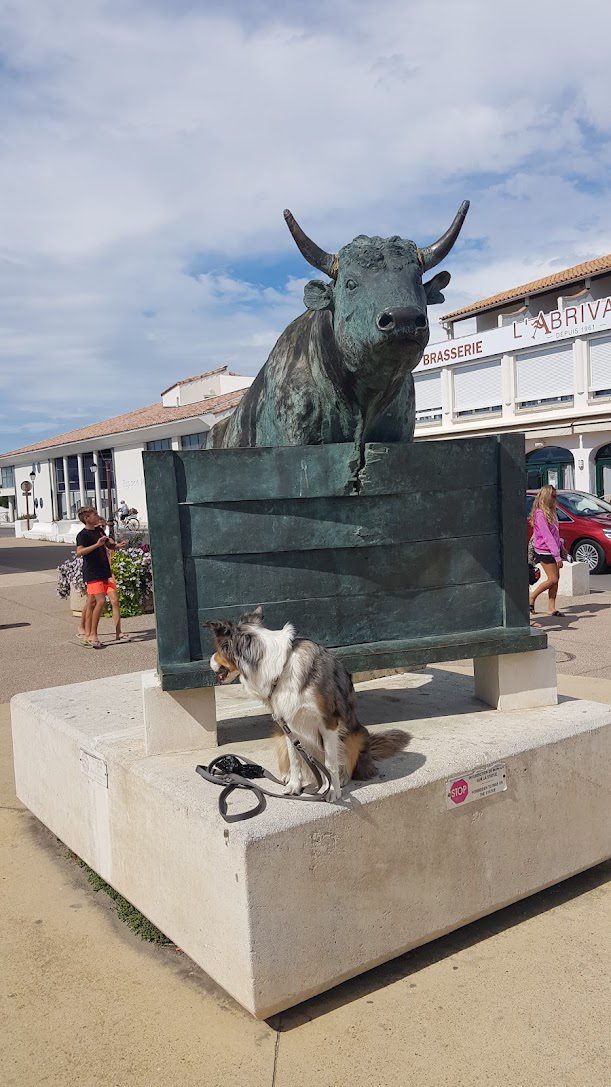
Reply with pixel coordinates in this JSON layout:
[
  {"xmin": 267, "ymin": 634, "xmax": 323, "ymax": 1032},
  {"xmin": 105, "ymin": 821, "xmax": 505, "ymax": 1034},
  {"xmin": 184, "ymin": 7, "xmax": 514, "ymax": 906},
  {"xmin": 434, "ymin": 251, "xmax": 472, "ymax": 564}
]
[
  {"xmin": 529, "ymin": 603, "xmax": 535, "ymax": 613},
  {"xmin": 89, "ymin": 641, "xmax": 103, "ymax": 649},
  {"xmin": 550, "ymin": 610, "xmax": 565, "ymax": 617}
]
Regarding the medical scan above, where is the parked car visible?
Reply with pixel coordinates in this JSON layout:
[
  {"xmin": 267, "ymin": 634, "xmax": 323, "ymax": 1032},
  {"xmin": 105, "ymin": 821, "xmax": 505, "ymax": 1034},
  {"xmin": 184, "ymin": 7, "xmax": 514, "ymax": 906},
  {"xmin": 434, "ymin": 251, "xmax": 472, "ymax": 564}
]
[{"xmin": 526, "ymin": 490, "xmax": 611, "ymax": 573}]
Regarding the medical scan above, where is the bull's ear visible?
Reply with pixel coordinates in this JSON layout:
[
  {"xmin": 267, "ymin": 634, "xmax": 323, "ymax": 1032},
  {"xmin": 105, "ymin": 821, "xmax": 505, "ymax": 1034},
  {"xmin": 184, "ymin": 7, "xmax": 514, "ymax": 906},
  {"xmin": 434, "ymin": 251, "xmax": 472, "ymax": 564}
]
[
  {"xmin": 424, "ymin": 269, "xmax": 451, "ymax": 305},
  {"xmin": 304, "ymin": 280, "xmax": 333, "ymax": 311}
]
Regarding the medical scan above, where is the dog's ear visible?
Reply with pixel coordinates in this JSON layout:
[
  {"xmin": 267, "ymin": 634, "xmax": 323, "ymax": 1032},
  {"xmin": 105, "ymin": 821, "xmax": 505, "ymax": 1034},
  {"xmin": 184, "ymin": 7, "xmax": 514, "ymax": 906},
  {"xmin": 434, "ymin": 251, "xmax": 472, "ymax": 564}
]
[
  {"xmin": 239, "ymin": 605, "xmax": 264, "ymax": 626},
  {"xmin": 203, "ymin": 619, "xmax": 233, "ymax": 639}
]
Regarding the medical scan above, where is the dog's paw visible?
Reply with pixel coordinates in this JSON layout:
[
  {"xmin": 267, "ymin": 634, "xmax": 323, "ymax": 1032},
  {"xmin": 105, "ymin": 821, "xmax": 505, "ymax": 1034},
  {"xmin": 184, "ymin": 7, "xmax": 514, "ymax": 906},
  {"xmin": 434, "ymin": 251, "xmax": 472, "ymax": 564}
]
[
  {"xmin": 284, "ymin": 776, "xmax": 303, "ymax": 795},
  {"xmin": 326, "ymin": 783, "xmax": 342, "ymax": 803}
]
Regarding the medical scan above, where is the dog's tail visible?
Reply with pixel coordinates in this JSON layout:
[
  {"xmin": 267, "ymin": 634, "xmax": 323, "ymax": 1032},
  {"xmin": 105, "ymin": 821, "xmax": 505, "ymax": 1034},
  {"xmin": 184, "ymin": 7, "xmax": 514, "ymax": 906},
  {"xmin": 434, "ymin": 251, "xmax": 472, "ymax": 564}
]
[
  {"xmin": 353, "ymin": 728, "xmax": 411, "ymax": 780},
  {"xmin": 368, "ymin": 728, "xmax": 412, "ymax": 759}
]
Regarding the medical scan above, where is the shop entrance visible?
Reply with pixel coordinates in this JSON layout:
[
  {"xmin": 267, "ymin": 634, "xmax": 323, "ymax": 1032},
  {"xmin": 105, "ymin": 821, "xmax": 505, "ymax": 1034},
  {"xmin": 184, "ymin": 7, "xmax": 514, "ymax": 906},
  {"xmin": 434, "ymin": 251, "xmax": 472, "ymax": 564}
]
[
  {"xmin": 595, "ymin": 443, "xmax": 611, "ymax": 498},
  {"xmin": 525, "ymin": 446, "xmax": 575, "ymax": 490}
]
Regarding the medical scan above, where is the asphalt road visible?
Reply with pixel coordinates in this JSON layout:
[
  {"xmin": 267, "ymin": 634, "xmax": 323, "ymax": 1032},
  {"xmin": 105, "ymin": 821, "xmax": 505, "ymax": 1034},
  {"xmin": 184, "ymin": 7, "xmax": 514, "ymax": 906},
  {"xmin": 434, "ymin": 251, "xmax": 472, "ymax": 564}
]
[{"xmin": 0, "ymin": 537, "xmax": 73, "ymax": 573}]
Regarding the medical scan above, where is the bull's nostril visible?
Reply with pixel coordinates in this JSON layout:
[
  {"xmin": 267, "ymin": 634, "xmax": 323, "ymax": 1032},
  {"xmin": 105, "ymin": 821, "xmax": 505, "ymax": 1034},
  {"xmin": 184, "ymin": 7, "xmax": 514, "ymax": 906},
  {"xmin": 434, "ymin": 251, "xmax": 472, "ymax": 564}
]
[
  {"xmin": 415, "ymin": 315, "xmax": 428, "ymax": 330},
  {"xmin": 377, "ymin": 312, "xmax": 395, "ymax": 331}
]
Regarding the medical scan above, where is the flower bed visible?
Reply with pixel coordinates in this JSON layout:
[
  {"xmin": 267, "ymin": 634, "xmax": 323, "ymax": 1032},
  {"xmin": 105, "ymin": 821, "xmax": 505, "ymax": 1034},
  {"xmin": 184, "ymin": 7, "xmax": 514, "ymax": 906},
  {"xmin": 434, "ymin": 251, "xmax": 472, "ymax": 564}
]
[{"xmin": 58, "ymin": 545, "xmax": 153, "ymax": 617}]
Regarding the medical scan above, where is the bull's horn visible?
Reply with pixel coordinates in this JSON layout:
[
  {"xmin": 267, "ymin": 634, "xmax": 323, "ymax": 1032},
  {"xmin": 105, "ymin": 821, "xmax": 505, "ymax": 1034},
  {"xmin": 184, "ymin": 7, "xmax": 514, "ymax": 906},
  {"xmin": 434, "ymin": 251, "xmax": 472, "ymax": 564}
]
[
  {"xmin": 418, "ymin": 200, "xmax": 470, "ymax": 272},
  {"xmin": 284, "ymin": 209, "xmax": 337, "ymax": 279}
]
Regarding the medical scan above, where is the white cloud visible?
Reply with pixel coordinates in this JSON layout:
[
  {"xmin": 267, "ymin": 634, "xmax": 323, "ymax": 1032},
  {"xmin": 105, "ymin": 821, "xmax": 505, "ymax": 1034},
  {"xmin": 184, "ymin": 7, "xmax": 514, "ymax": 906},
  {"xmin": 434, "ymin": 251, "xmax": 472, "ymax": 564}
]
[{"xmin": 1, "ymin": 0, "xmax": 611, "ymax": 450}]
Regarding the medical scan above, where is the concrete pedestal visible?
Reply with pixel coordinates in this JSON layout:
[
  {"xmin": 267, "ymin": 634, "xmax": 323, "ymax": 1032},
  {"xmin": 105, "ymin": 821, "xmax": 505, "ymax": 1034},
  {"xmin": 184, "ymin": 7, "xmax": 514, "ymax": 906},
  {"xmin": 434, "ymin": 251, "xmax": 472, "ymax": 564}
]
[
  {"xmin": 11, "ymin": 669, "xmax": 611, "ymax": 1019},
  {"xmin": 141, "ymin": 670, "xmax": 217, "ymax": 754},
  {"xmin": 474, "ymin": 647, "xmax": 558, "ymax": 711},
  {"xmin": 536, "ymin": 560, "xmax": 590, "ymax": 597}
]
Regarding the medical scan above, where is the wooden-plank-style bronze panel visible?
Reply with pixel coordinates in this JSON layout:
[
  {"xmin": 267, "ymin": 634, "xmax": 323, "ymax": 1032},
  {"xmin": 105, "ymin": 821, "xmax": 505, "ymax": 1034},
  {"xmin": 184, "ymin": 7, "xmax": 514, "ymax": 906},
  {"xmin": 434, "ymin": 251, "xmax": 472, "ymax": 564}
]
[
  {"xmin": 197, "ymin": 580, "xmax": 503, "ymax": 653},
  {"xmin": 183, "ymin": 486, "xmax": 498, "ymax": 557},
  {"xmin": 144, "ymin": 436, "xmax": 539, "ymax": 690},
  {"xmin": 175, "ymin": 437, "xmax": 498, "ymax": 503},
  {"xmin": 160, "ymin": 625, "xmax": 547, "ymax": 691},
  {"xmin": 497, "ymin": 432, "xmax": 531, "ymax": 628},
  {"xmin": 186, "ymin": 536, "xmax": 501, "ymax": 609},
  {"xmin": 142, "ymin": 450, "xmax": 191, "ymax": 669}
]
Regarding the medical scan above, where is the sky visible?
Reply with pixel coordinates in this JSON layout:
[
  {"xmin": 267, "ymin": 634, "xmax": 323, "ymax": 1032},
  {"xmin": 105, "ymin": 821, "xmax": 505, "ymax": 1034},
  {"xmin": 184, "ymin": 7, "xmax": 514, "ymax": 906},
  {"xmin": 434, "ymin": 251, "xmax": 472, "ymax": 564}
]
[{"xmin": 1, "ymin": 0, "xmax": 611, "ymax": 454}]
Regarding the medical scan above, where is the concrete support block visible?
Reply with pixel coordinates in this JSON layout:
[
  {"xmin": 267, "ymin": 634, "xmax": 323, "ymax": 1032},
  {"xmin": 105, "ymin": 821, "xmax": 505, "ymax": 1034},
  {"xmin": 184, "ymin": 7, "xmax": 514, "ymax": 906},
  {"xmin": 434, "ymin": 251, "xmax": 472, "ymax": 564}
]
[
  {"xmin": 141, "ymin": 670, "xmax": 217, "ymax": 754},
  {"xmin": 474, "ymin": 647, "xmax": 557, "ymax": 711},
  {"xmin": 557, "ymin": 560, "xmax": 590, "ymax": 597}
]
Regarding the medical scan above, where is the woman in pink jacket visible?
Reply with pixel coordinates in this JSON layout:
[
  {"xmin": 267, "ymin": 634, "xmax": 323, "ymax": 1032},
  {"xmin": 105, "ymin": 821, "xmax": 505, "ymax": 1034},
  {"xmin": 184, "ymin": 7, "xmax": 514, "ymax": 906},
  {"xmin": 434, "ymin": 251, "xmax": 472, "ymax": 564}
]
[{"xmin": 529, "ymin": 485, "xmax": 565, "ymax": 616}]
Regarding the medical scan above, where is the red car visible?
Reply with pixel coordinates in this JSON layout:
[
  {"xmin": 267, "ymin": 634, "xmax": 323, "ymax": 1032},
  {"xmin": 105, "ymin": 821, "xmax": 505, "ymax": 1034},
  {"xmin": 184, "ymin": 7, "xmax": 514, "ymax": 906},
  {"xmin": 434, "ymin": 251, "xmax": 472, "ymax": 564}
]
[{"xmin": 526, "ymin": 490, "xmax": 611, "ymax": 573}]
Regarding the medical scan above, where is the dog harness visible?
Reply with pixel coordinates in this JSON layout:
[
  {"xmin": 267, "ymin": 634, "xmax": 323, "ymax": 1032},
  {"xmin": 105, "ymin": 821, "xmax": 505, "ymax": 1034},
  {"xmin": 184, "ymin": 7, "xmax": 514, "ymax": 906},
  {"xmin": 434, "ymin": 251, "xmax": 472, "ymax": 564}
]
[{"xmin": 195, "ymin": 720, "xmax": 334, "ymax": 823}]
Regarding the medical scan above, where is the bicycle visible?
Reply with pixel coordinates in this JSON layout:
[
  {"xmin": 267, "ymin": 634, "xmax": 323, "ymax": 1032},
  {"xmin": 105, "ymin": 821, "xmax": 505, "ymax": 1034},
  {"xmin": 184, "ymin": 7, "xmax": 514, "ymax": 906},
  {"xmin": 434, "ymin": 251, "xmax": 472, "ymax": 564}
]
[{"xmin": 116, "ymin": 507, "xmax": 140, "ymax": 532}]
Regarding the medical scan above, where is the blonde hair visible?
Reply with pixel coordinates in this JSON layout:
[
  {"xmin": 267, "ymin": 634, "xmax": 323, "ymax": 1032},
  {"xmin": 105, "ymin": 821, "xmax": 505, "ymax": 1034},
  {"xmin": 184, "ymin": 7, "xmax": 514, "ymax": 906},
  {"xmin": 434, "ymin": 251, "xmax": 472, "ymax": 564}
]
[
  {"xmin": 77, "ymin": 505, "xmax": 98, "ymax": 523},
  {"xmin": 529, "ymin": 484, "xmax": 557, "ymax": 526}
]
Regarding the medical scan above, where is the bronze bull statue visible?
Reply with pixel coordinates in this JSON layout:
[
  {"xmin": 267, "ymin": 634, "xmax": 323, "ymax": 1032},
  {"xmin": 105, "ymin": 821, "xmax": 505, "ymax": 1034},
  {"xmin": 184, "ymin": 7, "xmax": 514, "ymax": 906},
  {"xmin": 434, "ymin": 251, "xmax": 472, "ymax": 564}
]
[{"xmin": 212, "ymin": 202, "xmax": 469, "ymax": 450}]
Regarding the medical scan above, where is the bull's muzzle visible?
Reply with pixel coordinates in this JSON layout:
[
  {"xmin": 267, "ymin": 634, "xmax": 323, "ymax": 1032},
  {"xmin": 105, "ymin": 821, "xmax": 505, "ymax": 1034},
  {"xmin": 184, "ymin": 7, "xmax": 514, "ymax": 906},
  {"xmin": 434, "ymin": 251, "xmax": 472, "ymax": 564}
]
[{"xmin": 376, "ymin": 307, "xmax": 428, "ymax": 335}]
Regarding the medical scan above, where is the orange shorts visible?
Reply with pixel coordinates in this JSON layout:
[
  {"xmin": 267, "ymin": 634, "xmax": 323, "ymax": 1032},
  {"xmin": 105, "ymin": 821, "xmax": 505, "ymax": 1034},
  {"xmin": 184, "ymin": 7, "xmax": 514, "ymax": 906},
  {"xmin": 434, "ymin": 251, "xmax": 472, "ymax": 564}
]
[{"xmin": 86, "ymin": 579, "xmax": 117, "ymax": 596}]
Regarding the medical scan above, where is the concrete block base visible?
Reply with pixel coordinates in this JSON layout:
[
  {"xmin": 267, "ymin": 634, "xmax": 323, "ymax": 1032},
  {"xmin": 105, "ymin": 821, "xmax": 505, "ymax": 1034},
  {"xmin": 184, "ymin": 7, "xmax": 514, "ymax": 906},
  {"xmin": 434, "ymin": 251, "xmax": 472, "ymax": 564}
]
[
  {"xmin": 474, "ymin": 646, "xmax": 558, "ymax": 711},
  {"xmin": 559, "ymin": 560, "xmax": 590, "ymax": 596},
  {"xmin": 11, "ymin": 669, "xmax": 611, "ymax": 1019},
  {"xmin": 141, "ymin": 670, "xmax": 217, "ymax": 754},
  {"xmin": 536, "ymin": 559, "xmax": 590, "ymax": 597}
]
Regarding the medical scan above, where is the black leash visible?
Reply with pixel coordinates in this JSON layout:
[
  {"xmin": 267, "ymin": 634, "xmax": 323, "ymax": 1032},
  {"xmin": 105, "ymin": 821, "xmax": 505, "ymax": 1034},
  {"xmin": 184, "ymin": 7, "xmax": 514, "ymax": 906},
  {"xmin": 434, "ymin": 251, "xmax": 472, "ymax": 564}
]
[{"xmin": 195, "ymin": 721, "xmax": 334, "ymax": 823}]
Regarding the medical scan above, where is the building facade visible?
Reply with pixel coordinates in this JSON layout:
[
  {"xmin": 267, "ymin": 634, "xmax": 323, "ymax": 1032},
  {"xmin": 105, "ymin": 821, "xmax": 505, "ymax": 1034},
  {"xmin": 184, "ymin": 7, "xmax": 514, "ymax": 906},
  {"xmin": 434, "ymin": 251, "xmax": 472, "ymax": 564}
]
[
  {"xmin": 0, "ymin": 367, "xmax": 252, "ymax": 538},
  {"xmin": 4, "ymin": 256, "xmax": 611, "ymax": 536},
  {"xmin": 413, "ymin": 254, "xmax": 611, "ymax": 496}
]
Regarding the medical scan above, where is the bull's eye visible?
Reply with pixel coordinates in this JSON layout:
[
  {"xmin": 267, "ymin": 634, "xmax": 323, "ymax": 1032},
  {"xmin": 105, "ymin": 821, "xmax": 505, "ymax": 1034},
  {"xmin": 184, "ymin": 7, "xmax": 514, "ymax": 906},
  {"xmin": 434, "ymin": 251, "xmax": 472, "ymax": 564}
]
[{"xmin": 345, "ymin": 279, "xmax": 358, "ymax": 290}]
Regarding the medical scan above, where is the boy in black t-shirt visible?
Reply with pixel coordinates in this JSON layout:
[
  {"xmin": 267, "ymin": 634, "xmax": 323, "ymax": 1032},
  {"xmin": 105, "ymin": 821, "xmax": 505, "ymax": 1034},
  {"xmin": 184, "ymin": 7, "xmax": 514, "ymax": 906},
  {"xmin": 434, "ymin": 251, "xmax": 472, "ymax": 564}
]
[{"xmin": 75, "ymin": 506, "xmax": 117, "ymax": 648}]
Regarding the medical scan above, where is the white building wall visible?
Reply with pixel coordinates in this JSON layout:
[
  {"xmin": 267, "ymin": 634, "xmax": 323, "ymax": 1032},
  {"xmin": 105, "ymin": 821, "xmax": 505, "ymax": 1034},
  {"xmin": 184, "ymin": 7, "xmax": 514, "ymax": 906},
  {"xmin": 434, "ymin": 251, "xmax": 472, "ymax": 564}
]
[
  {"xmin": 14, "ymin": 460, "xmax": 58, "ymax": 533},
  {"xmin": 113, "ymin": 446, "xmax": 149, "ymax": 524}
]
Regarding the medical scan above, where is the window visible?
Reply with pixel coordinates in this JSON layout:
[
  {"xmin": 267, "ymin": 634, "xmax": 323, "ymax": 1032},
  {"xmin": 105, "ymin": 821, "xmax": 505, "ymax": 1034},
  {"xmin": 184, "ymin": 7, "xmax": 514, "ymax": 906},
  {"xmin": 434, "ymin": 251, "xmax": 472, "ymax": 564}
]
[
  {"xmin": 1, "ymin": 466, "xmax": 15, "ymax": 488},
  {"xmin": 67, "ymin": 455, "xmax": 79, "ymax": 488},
  {"xmin": 146, "ymin": 438, "xmax": 172, "ymax": 451},
  {"xmin": 515, "ymin": 345, "xmax": 573, "ymax": 409},
  {"xmin": 414, "ymin": 370, "xmax": 443, "ymax": 424},
  {"xmin": 453, "ymin": 358, "xmax": 502, "ymax": 417},
  {"xmin": 83, "ymin": 452, "xmax": 95, "ymax": 492},
  {"xmin": 589, "ymin": 334, "xmax": 611, "ymax": 399},
  {"xmin": 54, "ymin": 458, "xmax": 65, "ymax": 492},
  {"xmin": 181, "ymin": 431, "xmax": 208, "ymax": 449},
  {"xmin": 559, "ymin": 492, "xmax": 611, "ymax": 516}
]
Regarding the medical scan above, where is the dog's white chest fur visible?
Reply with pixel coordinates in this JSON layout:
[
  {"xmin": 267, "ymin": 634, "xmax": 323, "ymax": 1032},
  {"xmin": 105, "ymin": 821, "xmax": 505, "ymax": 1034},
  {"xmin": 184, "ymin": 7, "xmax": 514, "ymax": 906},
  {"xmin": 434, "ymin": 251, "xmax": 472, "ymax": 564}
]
[{"xmin": 241, "ymin": 626, "xmax": 324, "ymax": 739}]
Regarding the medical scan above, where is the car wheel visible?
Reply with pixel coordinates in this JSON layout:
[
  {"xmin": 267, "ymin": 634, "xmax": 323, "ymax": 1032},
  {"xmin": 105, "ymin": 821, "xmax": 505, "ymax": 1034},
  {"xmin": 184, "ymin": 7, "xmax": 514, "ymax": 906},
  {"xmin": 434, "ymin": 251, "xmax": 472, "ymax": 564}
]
[{"xmin": 571, "ymin": 539, "xmax": 606, "ymax": 573}]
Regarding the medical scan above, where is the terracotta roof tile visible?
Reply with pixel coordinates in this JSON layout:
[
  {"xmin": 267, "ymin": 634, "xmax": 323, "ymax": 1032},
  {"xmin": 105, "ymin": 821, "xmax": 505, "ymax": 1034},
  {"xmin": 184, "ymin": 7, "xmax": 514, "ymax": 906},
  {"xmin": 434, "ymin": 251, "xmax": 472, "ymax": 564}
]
[
  {"xmin": 2, "ymin": 388, "xmax": 247, "ymax": 458},
  {"xmin": 442, "ymin": 253, "xmax": 611, "ymax": 322}
]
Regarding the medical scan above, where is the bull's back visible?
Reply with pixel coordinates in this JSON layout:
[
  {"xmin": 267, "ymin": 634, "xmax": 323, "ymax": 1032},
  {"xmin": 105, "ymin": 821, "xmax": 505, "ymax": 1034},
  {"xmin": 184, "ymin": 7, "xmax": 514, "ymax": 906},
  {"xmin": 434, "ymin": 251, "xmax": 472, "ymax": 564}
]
[{"xmin": 214, "ymin": 312, "xmax": 323, "ymax": 448}]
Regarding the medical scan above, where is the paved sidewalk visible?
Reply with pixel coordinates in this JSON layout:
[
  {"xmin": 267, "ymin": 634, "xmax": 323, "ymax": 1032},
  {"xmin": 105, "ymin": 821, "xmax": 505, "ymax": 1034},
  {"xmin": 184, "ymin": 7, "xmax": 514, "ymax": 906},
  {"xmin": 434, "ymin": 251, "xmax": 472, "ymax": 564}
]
[
  {"xmin": 0, "ymin": 536, "xmax": 156, "ymax": 701},
  {"xmin": 1, "ymin": 537, "xmax": 610, "ymax": 1085}
]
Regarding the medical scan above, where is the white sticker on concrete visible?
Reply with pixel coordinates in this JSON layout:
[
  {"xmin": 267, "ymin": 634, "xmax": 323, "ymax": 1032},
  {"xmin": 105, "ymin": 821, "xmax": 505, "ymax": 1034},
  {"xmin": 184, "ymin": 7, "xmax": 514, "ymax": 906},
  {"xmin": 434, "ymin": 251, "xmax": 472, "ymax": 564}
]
[
  {"xmin": 79, "ymin": 749, "xmax": 108, "ymax": 788},
  {"xmin": 446, "ymin": 763, "xmax": 507, "ymax": 809}
]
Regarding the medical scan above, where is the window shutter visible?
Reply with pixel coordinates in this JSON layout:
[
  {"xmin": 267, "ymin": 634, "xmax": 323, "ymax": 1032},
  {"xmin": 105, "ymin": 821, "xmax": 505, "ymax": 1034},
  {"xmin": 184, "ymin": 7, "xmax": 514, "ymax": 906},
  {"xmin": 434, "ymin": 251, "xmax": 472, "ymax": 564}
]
[
  {"xmin": 414, "ymin": 371, "xmax": 442, "ymax": 420},
  {"xmin": 589, "ymin": 334, "xmax": 611, "ymax": 394},
  {"xmin": 515, "ymin": 344, "xmax": 573, "ymax": 404},
  {"xmin": 453, "ymin": 358, "xmax": 502, "ymax": 413}
]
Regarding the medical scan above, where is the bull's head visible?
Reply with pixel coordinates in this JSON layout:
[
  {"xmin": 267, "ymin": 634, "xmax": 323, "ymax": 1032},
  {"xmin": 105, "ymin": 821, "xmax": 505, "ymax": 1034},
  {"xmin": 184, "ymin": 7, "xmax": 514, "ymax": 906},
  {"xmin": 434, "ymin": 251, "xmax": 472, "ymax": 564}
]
[{"xmin": 284, "ymin": 202, "xmax": 469, "ymax": 387}]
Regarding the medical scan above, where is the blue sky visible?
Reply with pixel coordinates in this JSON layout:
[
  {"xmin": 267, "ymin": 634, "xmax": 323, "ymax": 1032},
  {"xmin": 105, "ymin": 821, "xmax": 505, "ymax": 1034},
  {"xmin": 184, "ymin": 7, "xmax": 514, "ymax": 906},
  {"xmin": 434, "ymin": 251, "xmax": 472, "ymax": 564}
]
[{"xmin": 1, "ymin": 0, "xmax": 611, "ymax": 454}]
